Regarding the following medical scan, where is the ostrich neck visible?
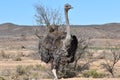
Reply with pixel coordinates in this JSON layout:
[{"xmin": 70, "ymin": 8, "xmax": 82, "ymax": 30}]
[{"xmin": 65, "ymin": 10, "xmax": 71, "ymax": 38}]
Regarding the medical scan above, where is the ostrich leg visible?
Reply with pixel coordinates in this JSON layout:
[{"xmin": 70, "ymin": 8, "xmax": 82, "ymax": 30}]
[
  {"xmin": 51, "ymin": 54, "xmax": 60, "ymax": 80},
  {"xmin": 52, "ymin": 69, "xmax": 58, "ymax": 80}
]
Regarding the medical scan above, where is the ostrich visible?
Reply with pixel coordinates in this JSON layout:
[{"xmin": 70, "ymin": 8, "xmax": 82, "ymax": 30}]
[
  {"xmin": 39, "ymin": 4, "xmax": 78, "ymax": 80},
  {"xmin": 59, "ymin": 3, "xmax": 78, "ymax": 64}
]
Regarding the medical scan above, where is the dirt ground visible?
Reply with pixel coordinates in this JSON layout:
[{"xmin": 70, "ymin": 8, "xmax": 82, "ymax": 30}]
[
  {"xmin": 43, "ymin": 78, "xmax": 120, "ymax": 80},
  {"xmin": 0, "ymin": 37, "xmax": 120, "ymax": 80}
]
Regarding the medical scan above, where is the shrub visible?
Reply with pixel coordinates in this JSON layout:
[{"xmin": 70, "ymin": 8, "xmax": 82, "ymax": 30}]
[
  {"xmin": 25, "ymin": 65, "xmax": 34, "ymax": 70},
  {"xmin": 31, "ymin": 72, "xmax": 39, "ymax": 79},
  {"xmin": 13, "ymin": 57, "xmax": 22, "ymax": 61},
  {"xmin": 82, "ymin": 69, "xmax": 105, "ymax": 78},
  {"xmin": 58, "ymin": 64, "xmax": 76, "ymax": 78},
  {"xmin": 0, "ymin": 77, "xmax": 5, "ymax": 80},
  {"xmin": 102, "ymin": 49, "xmax": 120, "ymax": 78},
  {"xmin": 35, "ymin": 64, "xmax": 45, "ymax": 70},
  {"xmin": 0, "ymin": 50, "xmax": 10, "ymax": 59},
  {"xmin": 16, "ymin": 65, "xmax": 26, "ymax": 75}
]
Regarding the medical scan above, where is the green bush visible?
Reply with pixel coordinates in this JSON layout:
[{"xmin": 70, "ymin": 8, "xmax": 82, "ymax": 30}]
[
  {"xmin": 82, "ymin": 69, "xmax": 105, "ymax": 78},
  {"xmin": 35, "ymin": 64, "xmax": 45, "ymax": 70},
  {"xmin": 58, "ymin": 64, "xmax": 77, "ymax": 78},
  {"xmin": 0, "ymin": 77, "xmax": 5, "ymax": 80}
]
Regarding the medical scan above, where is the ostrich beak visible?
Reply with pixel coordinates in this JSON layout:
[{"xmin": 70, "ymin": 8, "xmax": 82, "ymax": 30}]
[{"xmin": 71, "ymin": 7, "xmax": 73, "ymax": 9}]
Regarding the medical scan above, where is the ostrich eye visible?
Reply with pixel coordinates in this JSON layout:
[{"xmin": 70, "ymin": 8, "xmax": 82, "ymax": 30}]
[{"xmin": 66, "ymin": 5, "xmax": 69, "ymax": 7}]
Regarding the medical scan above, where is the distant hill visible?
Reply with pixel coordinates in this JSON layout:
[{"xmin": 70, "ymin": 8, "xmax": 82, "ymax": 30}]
[
  {"xmin": 0, "ymin": 23, "xmax": 43, "ymax": 37},
  {"xmin": 73, "ymin": 23, "xmax": 120, "ymax": 39},
  {"xmin": 0, "ymin": 23, "xmax": 120, "ymax": 39}
]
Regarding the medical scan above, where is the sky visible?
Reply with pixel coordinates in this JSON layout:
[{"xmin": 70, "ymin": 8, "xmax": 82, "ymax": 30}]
[{"xmin": 0, "ymin": 0, "xmax": 120, "ymax": 25}]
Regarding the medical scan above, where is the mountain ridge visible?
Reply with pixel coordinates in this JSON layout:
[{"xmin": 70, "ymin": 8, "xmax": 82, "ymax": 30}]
[{"xmin": 0, "ymin": 22, "xmax": 120, "ymax": 39}]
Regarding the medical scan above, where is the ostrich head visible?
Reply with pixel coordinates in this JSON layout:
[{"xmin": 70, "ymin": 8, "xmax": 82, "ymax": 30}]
[{"xmin": 64, "ymin": 4, "xmax": 73, "ymax": 12}]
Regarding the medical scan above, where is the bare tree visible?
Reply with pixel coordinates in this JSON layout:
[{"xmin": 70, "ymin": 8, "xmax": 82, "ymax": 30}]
[
  {"xmin": 73, "ymin": 37, "xmax": 89, "ymax": 70},
  {"xmin": 102, "ymin": 49, "xmax": 120, "ymax": 77},
  {"xmin": 35, "ymin": 4, "xmax": 63, "ymax": 30},
  {"xmin": 34, "ymin": 4, "xmax": 65, "ymax": 41}
]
